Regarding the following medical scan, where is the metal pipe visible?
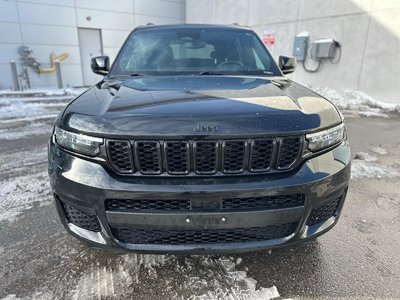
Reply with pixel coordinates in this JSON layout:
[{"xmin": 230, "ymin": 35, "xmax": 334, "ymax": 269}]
[
  {"xmin": 55, "ymin": 61, "xmax": 63, "ymax": 89},
  {"xmin": 10, "ymin": 61, "xmax": 20, "ymax": 91},
  {"xmin": 38, "ymin": 53, "xmax": 69, "ymax": 73}
]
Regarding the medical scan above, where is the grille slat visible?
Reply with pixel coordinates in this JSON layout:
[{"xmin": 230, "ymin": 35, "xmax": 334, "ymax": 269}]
[
  {"xmin": 277, "ymin": 137, "xmax": 302, "ymax": 169},
  {"xmin": 223, "ymin": 141, "xmax": 246, "ymax": 173},
  {"xmin": 250, "ymin": 139, "xmax": 274, "ymax": 172},
  {"xmin": 194, "ymin": 141, "xmax": 218, "ymax": 174},
  {"xmin": 112, "ymin": 223, "xmax": 297, "ymax": 245},
  {"xmin": 107, "ymin": 140, "xmax": 134, "ymax": 173},
  {"xmin": 135, "ymin": 141, "xmax": 162, "ymax": 174},
  {"xmin": 106, "ymin": 137, "xmax": 303, "ymax": 176},
  {"xmin": 165, "ymin": 141, "xmax": 190, "ymax": 174}
]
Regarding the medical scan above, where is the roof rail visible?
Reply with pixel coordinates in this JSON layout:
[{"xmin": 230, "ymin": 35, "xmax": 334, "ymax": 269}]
[{"xmin": 232, "ymin": 23, "xmax": 250, "ymax": 28}]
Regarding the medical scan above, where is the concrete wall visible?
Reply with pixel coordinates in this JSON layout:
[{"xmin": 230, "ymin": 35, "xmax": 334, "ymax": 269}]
[
  {"xmin": 186, "ymin": 0, "xmax": 400, "ymax": 104},
  {"xmin": 0, "ymin": 0, "xmax": 185, "ymax": 89}
]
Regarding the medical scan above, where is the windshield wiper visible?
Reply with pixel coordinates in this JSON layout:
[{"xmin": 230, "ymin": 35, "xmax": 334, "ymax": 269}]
[
  {"xmin": 130, "ymin": 73, "xmax": 147, "ymax": 77},
  {"xmin": 198, "ymin": 71, "xmax": 224, "ymax": 75}
]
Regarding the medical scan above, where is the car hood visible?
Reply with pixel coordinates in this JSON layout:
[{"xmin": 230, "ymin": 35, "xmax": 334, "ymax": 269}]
[{"xmin": 61, "ymin": 76, "xmax": 342, "ymax": 137}]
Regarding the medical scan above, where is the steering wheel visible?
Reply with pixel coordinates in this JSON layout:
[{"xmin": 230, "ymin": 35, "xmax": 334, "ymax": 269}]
[{"xmin": 217, "ymin": 60, "xmax": 244, "ymax": 69}]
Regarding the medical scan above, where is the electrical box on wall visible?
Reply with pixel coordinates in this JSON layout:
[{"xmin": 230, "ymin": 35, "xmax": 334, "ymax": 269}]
[
  {"xmin": 311, "ymin": 38, "xmax": 339, "ymax": 59},
  {"xmin": 293, "ymin": 31, "xmax": 309, "ymax": 61}
]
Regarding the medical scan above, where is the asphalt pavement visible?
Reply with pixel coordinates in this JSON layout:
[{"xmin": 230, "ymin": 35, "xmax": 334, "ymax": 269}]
[{"xmin": 0, "ymin": 100, "xmax": 399, "ymax": 299}]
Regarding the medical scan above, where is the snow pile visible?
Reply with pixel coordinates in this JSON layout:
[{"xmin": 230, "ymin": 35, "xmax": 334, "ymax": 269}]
[
  {"xmin": 351, "ymin": 149, "xmax": 400, "ymax": 179},
  {"xmin": 370, "ymin": 147, "xmax": 388, "ymax": 155},
  {"xmin": 2, "ymin": 289, "xmax": 54, "ymax": 300},
  {"xmin": 353, "ymin": 152, "xmax": 377, "ymax": 162},
  {"xmin": 2, "ymin": 253, "xmax": 285, "ymax": 299},
  {"xmin": 0, "ymin": 96, "xmax": 71, "ymax": 124},
  {"xmin": 0, "ymin": 87, "xmax": 85, "ymax": 97},
  {"xmin": 67, "ymin": 254, "xmax": 283, "ymax": 300},
  {"xmin": 310, "ymin": 86, "xmax": 400, "ymax": 117},
  {"xmin": 0, "ymin": 88, "xmax": 84, "ymax": 124},
  {"xmin": 0, "ymin": 122, "xmax": 53, "ymax": 140},
  {"xmin": 352, "ymin": 160, "xmax": 400, "ymax": 179}
]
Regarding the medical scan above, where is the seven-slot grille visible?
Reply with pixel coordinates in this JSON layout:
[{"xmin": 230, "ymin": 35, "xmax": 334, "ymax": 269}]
[{"xmin": 106, "ymin": 137, "xmax": 302, "ymax": 176}]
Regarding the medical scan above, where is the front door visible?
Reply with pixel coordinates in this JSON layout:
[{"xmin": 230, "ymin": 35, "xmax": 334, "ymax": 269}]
[{"xmin": 78, "ymin": 28, "xmax": 103, "ymax": 86}]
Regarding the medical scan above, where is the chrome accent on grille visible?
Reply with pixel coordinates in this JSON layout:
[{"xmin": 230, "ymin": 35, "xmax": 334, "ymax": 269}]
[{"xmin": 106, "ymin": 136, "xmax": 303, "ymax": 176}]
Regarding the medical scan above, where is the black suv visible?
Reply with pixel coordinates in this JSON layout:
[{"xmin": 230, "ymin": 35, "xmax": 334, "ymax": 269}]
[{"xmin": 48, "ymin": 24, "xmax": 350, "ymax": 253}]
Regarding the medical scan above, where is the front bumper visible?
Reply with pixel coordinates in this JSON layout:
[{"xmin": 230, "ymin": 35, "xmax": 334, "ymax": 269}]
[{"xmin": 48, "ymin": 140, "xmax": 351, "ymax": 254}]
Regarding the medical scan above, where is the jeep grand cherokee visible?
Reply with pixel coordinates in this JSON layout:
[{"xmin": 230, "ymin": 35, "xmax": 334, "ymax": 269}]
[{"xmin": 48, "ymin": 24, "xmax": 351, "ymax": 253}]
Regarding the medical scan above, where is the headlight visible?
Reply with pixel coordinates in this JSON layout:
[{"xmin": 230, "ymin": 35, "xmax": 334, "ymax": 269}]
[
  {"xmin": 54, "ymin": 127, "xmax": 103, "ymax": 156},
  {"xmin": 306, "ymin": 123, "xmax": 345, "ymax": 152}
]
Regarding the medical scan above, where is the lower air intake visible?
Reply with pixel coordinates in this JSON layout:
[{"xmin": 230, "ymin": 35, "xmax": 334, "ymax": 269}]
[
  {"xmin": 62, "ymin": 202, "xmax": 101, "ymax": 232},
  {"xmin": 112, "ymin": 223, "xmax": 297, "ymax": 245},
  {"xmin": 307, "ymin": 197, "xmax": 342, "ymax": 226}
]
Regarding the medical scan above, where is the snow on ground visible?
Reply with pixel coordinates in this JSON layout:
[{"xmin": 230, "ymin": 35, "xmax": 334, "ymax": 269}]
[
  {"xmin": 0, "ymin": 170, "xmax": 52, "ymax": 222},
  {"xmin": 351, "ymin": 149, "xmax": 400, "ymax": 179},
  {"xmin": 0, "ymin": 96, "xmax": 71, "ymax": 124},
  {"xmin": 2, "ymin": 290, "xmax": 54, "ymax": 300},
  {"xmin": 0, "ymin": 122, "xmax": 52, "ymax": 140},
  {"xmin": 0, "ymin": 145, "xmax": 47, "ymax": 172},
  {"xmin": 0, "ymin": 89, "xmax": 75, "ymax": 140},
  {"xmin": 310, "ymin": 86, "xmax": 400, "ymax": 118},
  {"xmin": 0, "ymin": 87, "xmax": 86, "ymax": 97},
  {"xmin": 0, "ymin": 88, "xmax": 86, "ymax": 129},
  {"xmin": 60, "ymin": 254, "xmax": 282, "ymax": 300},
  {"xmin": 370, "ymin": 147, "xmax": 388, "ymax": 155},
  {"xmin": 352, "ymin": 160, "xmax": 400, "ymax": 179},
  {"xmin": 1, "ymin": 253, "xmax": 283, "ymax": 300}
]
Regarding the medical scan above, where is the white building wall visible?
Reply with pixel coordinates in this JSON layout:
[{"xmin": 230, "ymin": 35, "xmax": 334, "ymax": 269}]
[
  {"xmin": 0, "ymin": 0, "xmax": 185, "ymax": 89},
  {"xmin": 186, "ymin": 0, "xmax": 400, "ymax": 104}
]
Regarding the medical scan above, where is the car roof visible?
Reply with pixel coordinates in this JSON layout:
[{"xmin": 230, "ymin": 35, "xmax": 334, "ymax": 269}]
[{"xmin": 133, "ymin": 23, "xmax": 252, "ymax": 32}]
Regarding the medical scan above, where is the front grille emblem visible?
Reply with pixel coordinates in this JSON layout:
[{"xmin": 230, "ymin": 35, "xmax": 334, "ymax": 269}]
[{"xmin": 194, "ymin": 123, "xmax": 218, "ymax": 132}]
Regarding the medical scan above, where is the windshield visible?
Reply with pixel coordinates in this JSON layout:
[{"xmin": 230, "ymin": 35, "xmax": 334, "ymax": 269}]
[{"xmin": 110, "ymin": 27, "xmax": 282, "ymax": 76}]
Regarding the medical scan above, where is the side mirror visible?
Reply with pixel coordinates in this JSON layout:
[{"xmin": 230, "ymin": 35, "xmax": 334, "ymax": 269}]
[
  {"xmin": 91, "ymin": 56, "xmax": 110, "ymax": 75},
  {"xmin": 279, "ymin": 55, "xmax": 296, "ymax": 74}
]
